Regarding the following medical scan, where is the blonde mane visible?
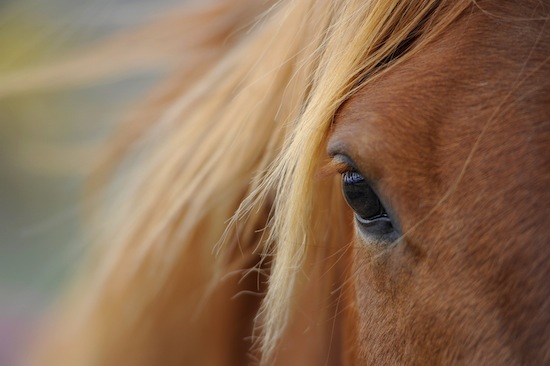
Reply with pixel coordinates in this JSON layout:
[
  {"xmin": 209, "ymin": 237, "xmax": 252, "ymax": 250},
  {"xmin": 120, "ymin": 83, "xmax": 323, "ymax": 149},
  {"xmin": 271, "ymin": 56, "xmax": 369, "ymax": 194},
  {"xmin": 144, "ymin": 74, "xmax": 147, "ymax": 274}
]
[{"xmin": 28, "ymin": 0, "xmax": 473, "ymax": 364}]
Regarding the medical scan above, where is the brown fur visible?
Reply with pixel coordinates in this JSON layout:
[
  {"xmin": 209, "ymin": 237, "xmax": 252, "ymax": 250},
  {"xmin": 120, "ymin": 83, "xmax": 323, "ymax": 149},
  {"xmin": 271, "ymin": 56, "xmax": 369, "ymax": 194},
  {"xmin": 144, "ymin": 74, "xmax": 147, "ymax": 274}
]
[{"xmin": 330, "ymin": 1, "xmax": 550, "ymax": 363}]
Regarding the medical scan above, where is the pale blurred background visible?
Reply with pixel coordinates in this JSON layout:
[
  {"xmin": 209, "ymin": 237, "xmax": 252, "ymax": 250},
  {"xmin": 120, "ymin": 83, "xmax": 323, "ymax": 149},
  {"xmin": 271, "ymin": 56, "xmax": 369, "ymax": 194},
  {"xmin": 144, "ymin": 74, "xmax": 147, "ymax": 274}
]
[{"xmin": 0, "ymin": 0, "xmax": 191, "ymax": 363}]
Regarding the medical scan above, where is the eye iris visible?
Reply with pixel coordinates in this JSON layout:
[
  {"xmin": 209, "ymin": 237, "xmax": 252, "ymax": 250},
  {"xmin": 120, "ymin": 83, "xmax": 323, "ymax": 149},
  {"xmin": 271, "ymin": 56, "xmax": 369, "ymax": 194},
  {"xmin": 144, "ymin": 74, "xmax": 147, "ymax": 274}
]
[{"xmin": 342, "ymin": 171, "xmax": 387, "ymax": 221}]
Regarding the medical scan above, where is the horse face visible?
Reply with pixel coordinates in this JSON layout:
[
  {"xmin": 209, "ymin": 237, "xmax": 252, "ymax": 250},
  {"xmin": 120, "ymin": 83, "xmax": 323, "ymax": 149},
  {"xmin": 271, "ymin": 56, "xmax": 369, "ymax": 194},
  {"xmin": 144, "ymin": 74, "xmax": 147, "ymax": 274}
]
[{"xmin": 328, "ymin": 5, "xmax": 550, "ymax": 364}]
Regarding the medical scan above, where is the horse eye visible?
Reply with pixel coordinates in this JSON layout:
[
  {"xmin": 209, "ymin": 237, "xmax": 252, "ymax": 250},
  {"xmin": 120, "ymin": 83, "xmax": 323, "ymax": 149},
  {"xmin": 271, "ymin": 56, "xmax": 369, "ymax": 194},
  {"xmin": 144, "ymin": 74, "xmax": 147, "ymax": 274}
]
[{"xmin": 342, "ymin": 170, "xmax": 388, "ymax": 222}]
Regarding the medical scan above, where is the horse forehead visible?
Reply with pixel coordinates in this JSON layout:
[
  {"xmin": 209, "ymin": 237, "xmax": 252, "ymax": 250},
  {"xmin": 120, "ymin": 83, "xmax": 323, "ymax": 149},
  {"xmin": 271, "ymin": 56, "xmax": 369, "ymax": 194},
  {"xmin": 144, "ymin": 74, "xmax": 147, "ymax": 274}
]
[
  {"xmin": 333, "ymin": 0, "xmax": 550, "ymax": 128},
  {"xmin": 331, "ymin": 5, "xmax": 550, "ymax": 160},
  {"xmin": 336, "ymin": 28, "xmax": 479, "ymax": 130},
  {"xmin": 330, "ymin": 40, "xmax": 462, "ymax": 172}
]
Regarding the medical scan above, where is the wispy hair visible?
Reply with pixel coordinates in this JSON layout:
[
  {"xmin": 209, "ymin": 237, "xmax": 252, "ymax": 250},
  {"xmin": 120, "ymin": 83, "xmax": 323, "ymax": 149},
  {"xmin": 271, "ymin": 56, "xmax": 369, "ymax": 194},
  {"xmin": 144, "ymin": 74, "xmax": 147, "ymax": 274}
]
[{"xmin": 27, "ymin": 0, "xmax": 472, "ymax": 364}]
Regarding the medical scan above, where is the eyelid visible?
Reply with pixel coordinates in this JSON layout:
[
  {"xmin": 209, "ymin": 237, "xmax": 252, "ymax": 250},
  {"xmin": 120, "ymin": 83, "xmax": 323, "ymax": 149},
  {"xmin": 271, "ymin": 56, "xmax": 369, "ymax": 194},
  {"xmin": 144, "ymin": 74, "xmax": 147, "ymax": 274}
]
[
  {"xmin": 320, "ymin": 154, "xmax": 355, "ymax": 178},
  {"xmin": 329, "ymin": 154, "xmax": 378, "ymax": 190},
  {"xmin": 329, "ymin": 153, "xmax": 360, "ymax": 174}
]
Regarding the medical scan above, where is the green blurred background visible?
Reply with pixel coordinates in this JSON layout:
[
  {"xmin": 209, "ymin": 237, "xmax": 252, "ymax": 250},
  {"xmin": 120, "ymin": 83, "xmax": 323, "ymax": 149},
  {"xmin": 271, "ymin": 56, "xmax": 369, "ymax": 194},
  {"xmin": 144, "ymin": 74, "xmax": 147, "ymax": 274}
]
[{"xmin": 0, "ymin": 0, "xmax": 185, "ymax": 363}]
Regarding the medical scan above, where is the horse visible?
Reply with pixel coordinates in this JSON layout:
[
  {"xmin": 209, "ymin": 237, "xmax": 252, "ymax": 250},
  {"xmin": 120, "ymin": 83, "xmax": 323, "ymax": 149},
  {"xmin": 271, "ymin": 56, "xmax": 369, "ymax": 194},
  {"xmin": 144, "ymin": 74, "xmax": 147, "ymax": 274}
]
[{"xmin": 27, "ymin": 0, "xmax": 550, "ymax": 364}]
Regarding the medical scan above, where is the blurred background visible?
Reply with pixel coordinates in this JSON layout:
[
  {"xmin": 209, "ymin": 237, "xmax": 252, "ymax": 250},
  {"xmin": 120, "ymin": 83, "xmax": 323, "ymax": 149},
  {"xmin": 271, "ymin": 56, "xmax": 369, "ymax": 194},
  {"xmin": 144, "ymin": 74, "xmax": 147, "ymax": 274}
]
[{"xmin": 0, "ymin": 0, "xmax": 190, "ymax": 363}]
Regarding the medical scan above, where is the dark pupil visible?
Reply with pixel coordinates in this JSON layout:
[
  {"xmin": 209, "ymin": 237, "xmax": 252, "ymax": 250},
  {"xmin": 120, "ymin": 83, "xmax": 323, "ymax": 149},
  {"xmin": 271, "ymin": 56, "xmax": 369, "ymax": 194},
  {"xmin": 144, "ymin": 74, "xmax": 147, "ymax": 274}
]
[{"xmin": 342, "ymin": 171, "xmax": 386, "ymax": 221}]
